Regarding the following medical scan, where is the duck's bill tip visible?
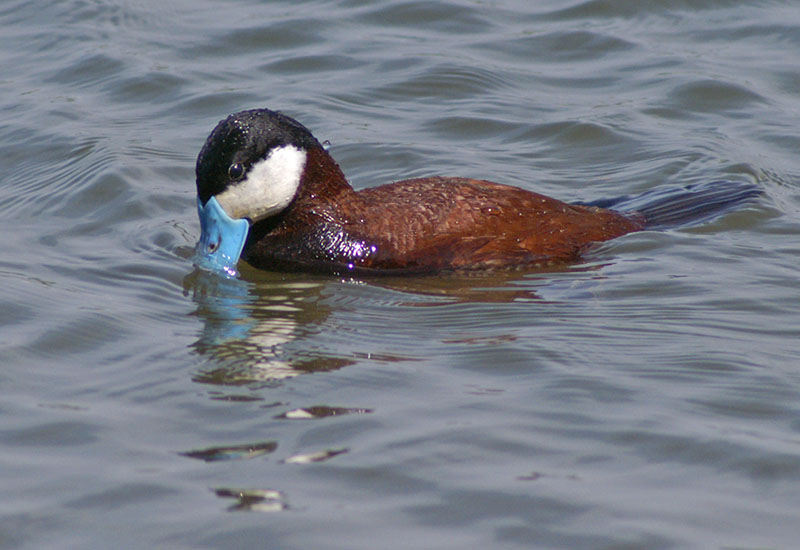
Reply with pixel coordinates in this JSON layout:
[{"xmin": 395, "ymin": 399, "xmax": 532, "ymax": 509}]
[{"xmin": 194, "ymin": 196, "xmax": 250, "ymax": 278}]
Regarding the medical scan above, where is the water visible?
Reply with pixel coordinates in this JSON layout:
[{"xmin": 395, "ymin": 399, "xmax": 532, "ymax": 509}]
[{"xmin": 1, "ymin": 0, "xmax": 799, "ymax": 548}]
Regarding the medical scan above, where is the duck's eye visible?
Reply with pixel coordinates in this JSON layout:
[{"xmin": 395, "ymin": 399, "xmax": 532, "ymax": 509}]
[{"xmin": 228, "ymin": 163, "xmax": 245, "ymax": 181}]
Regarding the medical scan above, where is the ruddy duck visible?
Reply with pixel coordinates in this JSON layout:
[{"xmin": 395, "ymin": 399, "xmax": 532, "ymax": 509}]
[{"xmin": 195, "ymin": 108, "xmax": 758, "ymax": 277}]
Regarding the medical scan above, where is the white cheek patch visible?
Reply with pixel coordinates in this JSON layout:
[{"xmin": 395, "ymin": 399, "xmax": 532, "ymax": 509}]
[{"xmin": 216, "ymin": 145, "xmax": 306, "ymax": 222}]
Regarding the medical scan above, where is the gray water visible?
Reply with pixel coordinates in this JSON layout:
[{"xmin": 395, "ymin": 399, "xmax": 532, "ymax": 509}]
[{"xmin": 2, "ymin": 1, "xmax": 799, "ymax": 548}]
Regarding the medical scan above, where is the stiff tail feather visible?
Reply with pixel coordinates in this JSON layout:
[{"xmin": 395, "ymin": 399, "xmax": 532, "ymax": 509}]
[{"xmin": 577, "ymin": 181, "xmax": 761, "ymax": 230}]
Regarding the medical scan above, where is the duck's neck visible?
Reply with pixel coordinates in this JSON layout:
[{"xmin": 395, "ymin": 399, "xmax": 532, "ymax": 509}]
[{"xmin": 296, "ymin": 146, "xmax": 354, "ymax": 207}]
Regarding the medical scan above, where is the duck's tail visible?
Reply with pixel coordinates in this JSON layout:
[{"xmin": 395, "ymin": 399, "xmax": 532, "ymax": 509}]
[{"xmin": 577, "ymin": 181, "xmax": 762, "ymax": 230}]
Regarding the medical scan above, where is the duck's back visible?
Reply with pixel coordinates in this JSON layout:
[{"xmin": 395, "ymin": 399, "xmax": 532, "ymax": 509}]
[{"xmin": 336, "ymin": 177, "xmax": 644, "ymax": 272}]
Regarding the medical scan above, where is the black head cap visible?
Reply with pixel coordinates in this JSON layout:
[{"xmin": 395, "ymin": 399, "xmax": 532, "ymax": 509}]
[{"xmin": 195, "ymin": 109, "xmax": 323, "ymax": 204}]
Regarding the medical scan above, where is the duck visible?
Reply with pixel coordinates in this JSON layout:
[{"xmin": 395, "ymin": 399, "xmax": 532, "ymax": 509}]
[{"xmin": 194, "ymin": 108, "xmax": 757, "ymax": 277}]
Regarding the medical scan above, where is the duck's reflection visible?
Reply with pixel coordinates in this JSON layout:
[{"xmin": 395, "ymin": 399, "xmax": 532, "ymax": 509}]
[
  {"xmin": 182, "ymin": 259, "xmax": 600, "ymax": 386},
  {"xmin": 182, "ymin": 262, "xmax": 602, "ymax": 513},
  {"xmin": 183, "ymin": 267, "xmax": 355, "ymax": 385}
]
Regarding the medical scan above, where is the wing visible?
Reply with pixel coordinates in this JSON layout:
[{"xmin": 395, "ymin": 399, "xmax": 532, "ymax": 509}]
[{"xmin": 349, "ymin": 177, "xmax": 642, "ymax": 270}]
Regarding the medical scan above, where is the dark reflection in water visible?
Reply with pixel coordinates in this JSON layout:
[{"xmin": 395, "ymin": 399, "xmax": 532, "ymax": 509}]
[
  {"xmin": 213, "ymin": 488, "xmax": 288, "ymax": 513},
  {"xmin": 181, "ymin": 441, "xmax": 278, "ymax": 462},
  {"xmin": 366, "ymin": 264, "xmax": 606, "ymax": 306}
]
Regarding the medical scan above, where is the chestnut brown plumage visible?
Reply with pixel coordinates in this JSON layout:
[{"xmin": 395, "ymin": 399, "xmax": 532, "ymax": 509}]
[{"xmin": 195, "ymin": 109, "xmax": 759, "ymax": 277}]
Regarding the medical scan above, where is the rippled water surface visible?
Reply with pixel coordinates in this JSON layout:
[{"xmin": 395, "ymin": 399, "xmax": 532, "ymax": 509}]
[{"xmin": 2, "ymin": 1, "xmax": 799, "ymax": 548}]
